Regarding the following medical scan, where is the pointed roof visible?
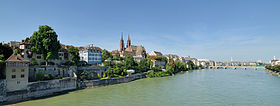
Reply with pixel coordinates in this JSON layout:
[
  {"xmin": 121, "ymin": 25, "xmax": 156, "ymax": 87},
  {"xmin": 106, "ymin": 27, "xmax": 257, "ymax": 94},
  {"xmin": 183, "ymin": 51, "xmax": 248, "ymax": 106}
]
[
  {"xmin": 5, "ymin": 54, "xmax": 29, "ymax": 62},
  {"xmin": 151, "ymin": 51, "xmax": 163, "ymax": 56},
  {"xmin": 121, "ymin": 32, "xmax": 123, "ymax": 40},
  {"xmin": 128, "ymin": 34, "xmax": 130, "ymax": 41}
]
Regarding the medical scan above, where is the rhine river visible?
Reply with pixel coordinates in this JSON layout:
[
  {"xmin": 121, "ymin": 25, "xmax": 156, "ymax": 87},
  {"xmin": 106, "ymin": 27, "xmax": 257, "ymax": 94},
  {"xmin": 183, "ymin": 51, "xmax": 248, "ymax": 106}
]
[{"xmin": 12, "ymin": 69, "xmax": 280, "ymax": 106}]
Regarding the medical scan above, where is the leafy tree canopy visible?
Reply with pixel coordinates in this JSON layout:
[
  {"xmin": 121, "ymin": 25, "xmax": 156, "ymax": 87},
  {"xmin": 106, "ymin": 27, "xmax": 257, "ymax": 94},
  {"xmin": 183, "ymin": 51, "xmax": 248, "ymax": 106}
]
[
  {"xmin": 102, "ymin": 49, "xmax": 112, "ymax": 62},
  {"xmin": 68, "ymin": 46, "xmax": 80, "ymax": 65},
  {"xmin": 0, "ymin": 54, "xmax": 4, "ymax": 63},
  {"xmin": 113, "ymin": 54, "xmax": 123, "ymax": 61},
  {"xmin": 167, "ymin": 58, "xmax": 175, "ymax": 68},
  {"xmin": 187, "ymin": 61, "xmax": 197, "ymax": 70},
  {"xmin": 266, "ymin": 64, "xmax": 280, "ymax": 72},
  {"xmin": 124, "ymin": 54, "xmax": 137, "ymax": 70},
  {"xmin": 0, "ymin": 43, "xmax": 13, "ymax": 60},
  {"xmin": 30, "ymin": 25, "xmax": 61, "ymax": 64},
  {"xmin": 138, "ymin": 58, "xmax": 153, "ymax": 72}
]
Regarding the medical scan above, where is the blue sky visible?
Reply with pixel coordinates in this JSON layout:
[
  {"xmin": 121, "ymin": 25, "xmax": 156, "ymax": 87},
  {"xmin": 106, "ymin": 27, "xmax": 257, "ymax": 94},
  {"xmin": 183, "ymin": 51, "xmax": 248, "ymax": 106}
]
[{"xmin": 0, "ymin": 0, "xmax": 280, "ymax": 62}]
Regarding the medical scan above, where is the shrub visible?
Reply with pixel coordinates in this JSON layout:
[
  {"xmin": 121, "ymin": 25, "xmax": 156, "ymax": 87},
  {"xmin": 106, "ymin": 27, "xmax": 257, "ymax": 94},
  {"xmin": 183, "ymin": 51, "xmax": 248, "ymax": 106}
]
[
  {"xmin": 36, "ymin": 73, "xmax": 54, "ymax": 81},
  {"xmin": 31, "ymin": 58, "xmax": 38, "ymax": 66},
  {"xmin": 145, "ymin": 72, "xmax": 170, "ymax": 78},
  {"xmin": 40, "ymin": 62, "xmax": 46, "ymax": 65},
  {"xmin": 36, "ymin": 73, "xmax": 45, "ymax": 81},
  {"xmin": 48, "ymin": 62, "xmax": 55, "ymax": 65}
]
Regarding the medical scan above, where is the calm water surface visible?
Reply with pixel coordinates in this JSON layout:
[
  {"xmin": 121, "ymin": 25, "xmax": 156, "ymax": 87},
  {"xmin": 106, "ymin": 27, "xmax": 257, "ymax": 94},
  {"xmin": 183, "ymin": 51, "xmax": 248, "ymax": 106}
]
[{"xmin": 11, "ymin": 69, "xmax": 280, "ymax": 106}]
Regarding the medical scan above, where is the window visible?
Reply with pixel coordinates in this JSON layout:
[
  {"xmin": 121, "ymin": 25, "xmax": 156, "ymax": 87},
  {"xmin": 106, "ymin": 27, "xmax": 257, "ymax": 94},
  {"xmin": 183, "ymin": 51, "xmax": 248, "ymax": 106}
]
[
  {"xmin": 21, "ymin": 69, "xmax": 25, "ymax": 72},
  {"xmin": 17, "ymin": 81, "xmax": 20, "ymax": 84},
  {"xmin": 12, "ymin": 75, "xmax": 16, "ymax": 79},
  {"xmin": 21, "ymin": 74, "xmax": 25, "ymax": 78},
  {"xmin": 12, "ymin": 69, "xmax": 16, "ymax": 72},
  {"xmin": 37, "ymin": 56, "xmax": 41, "ymax": 59}
]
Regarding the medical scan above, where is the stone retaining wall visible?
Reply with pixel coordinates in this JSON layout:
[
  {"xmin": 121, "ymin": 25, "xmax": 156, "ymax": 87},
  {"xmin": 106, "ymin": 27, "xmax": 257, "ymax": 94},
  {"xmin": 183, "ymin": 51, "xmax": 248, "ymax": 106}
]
[
  {"xmin": 1, "ymin": 73, "xmax": 146, "ymax": 104},
  {"xmin": 2, "ymin": 77, "xmax": 77, "ymax": 103},
  {"xmin": 77, "ymin": 66, "xmax": 107, "ymax": 79},
  {"xmin": 0, "ymin": 80, "xmax": 6, "ymax": 102},
  {"xmin": 29, "ymin": 66, "xmax": 77, "ymax": 81},
  {"xmin": 81, "ymin": 73, "xmax": 146, "ymax": 88}
]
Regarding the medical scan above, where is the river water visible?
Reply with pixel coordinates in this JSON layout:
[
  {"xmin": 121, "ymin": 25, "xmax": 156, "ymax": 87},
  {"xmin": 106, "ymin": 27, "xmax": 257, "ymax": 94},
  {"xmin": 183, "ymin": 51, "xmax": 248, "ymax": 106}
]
[{"xmin": 12, "ymin": 69, "xmax": 280, "ymax": 106}]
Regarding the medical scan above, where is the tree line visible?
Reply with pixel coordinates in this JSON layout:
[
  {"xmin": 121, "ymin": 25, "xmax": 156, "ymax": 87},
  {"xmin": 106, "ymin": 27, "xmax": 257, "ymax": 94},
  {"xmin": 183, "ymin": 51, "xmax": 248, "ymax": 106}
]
[
  {"xmin": 101, "ymin": 49, "xmax": 199, "ymax": 78},
  {"xmin": 265, "ymin": 64, "xmax": 280, "ymax": 72}
]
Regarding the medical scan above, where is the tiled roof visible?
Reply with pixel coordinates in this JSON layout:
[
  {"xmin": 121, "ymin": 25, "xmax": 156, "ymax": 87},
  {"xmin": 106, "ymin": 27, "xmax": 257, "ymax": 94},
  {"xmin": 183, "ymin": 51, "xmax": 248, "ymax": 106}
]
[
  {"xmin": 5, "ymin": 54, "xmax": 29, "ymax": 62},
  {"xmin": 20, "ymin": 38, "xmax": 30, "ymax": 45},
  {"xmin": 152, "ymin": 51, "xmax": 163, "ymax": 56},
  {"xmin": 78, "ymin": 46, "xmax": 102, "ymax": 51},
  {"xmin": 111, "ymin": 50, "xmax": 119, "ymax": 54}
]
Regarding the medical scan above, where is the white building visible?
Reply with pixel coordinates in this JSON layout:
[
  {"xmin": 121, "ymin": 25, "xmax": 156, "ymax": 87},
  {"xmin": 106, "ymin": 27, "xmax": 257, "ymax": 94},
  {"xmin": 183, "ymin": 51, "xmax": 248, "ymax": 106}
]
[
  {"xmin": 180, "ymin": 56, "xmax": 192, "ymax": 63},
  {"xmin": 271, "ymin": 56, "xmax": 280, "ymax": 66},
  {"xmin": 197, "ymin": 59, "xmax": 210, "ymax": 67},
  {"xmin": 78, "ymin": 45, "xmax": 102, "ymax": 65}
]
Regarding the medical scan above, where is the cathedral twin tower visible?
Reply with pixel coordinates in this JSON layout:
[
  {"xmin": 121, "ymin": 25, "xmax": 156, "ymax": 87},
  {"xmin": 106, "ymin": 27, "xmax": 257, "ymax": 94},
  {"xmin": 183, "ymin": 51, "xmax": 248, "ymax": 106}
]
[{"xmin": 120, "ymin": 32, "xmax": 131, "ymax": 51}]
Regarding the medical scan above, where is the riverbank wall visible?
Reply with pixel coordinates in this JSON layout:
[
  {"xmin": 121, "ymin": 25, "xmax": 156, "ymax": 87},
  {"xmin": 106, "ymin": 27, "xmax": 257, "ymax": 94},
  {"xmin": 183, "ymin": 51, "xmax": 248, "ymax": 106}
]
[
  {"xmin": 29, "ymin": 66, "xmax": 77, "ymax": 82},
  {"xmin": 80, "ymin": 73, "xmax": 146, "ymax": 88},
  {"xmin": 1, "ymin": 73, "xmax": 146, "ymax": 104},
  {"xmin": 1, "ymin": 73, "xmax": 147, "ymax": 104},
  {"xmin": 1, "ymin": 77, "xmax": 77, "ymax": 104},
  {"xmin": 0, "ymin": 80, "xmax": 6, "ymax": 102},
  {"xmin": 265, "ymin": 69, "xmax": 280, "ymax": 76}
]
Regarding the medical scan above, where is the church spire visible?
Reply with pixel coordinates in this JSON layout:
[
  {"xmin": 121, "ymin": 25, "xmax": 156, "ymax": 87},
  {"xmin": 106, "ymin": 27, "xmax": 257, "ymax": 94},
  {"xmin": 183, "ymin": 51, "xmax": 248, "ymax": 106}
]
[
  {"xmin": 127, "ymin": 34, "xmax": 131, "ymax": 48},
  {"xmin": 121, "ymin": 32, "xmax": 123, "ymax": 40},
  {"xmin": 120, "ymin": 32, "xmax": 124, "ymax": 51}
]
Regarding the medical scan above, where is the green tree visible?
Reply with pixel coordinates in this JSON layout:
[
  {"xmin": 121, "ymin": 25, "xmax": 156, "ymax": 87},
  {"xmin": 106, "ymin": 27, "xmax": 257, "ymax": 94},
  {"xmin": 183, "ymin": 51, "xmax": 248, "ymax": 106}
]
[
  {"xmin": 266, "ymin": 64, "xmax": 280, "ymax": 72},
  {"xmin": 31, "ymin": 58, "xmax": 38, "ymax": 65},
  {"xmin": 265, "ymin": 64, "xmax": 272, "ymax": 70},
  {"xmin": 0, "ymin": 55, "xmax": 4, "ymax": 63},
  {"xmin": 113, "ymin": 54, "xmax": 123, "ymax": 61},
  {"xmin": 161, "ymin": 57, "xmax": 168, "ymax": 63},
  {"xmin": 15, "ymin": 49, "xmax": 19, "ymax": 55},
  {"xmin": 105, "ymin": 67, "xmax": 114, "ymax": 78},
  {"xmin": 102, "ymin": 49, "xmax": 113, "ymax": 62},
  {"xmin": 79, "ymin": 70, "xmax": 88, "ymax": 81},
  {"xmin": 187, "ymin": 61, "xmax": 195, "ymax": 70},
  {"xmin": 30, "ymin": 25, "xmax": 61, "ymax": 65},
  {"xmin": 175, "ymin": 60, "xmax": 187, "ymax": 72},
  {"xmin": 0, "ymin": 43, "xmax": 13, "ymax": 60},
  {"xmin": 165, "ymin": 58, "xmax": 175, "ymax": 74},
  {"xmin": 0, "ymin": 54, "xmax": 4, "ymax": 79},
  {"xmin": 168, "ymin": 58, "xmax": 175, "ymax": 68},
  {"xmin": 103, "ymin": 61, "xmax": 115, "ymax": 67},
  {"xmin": 68, "ymin": 46, "xmax": 80, "ymax": 65},
  {"xmin": 165, "ymin": 64, "xmax": 175, "ymax": 75},
  {"xmin": 199, "ymin": 64, "xmax": 203, "ymax": 68},
  {"xmin": 105, "ymin": 63, "xmax": 127, "ymax": 78},
  {"xmin": 124, "ymin": 54, "xmax": 136, "ymax": 70},
  {"xmin": 138, "ymin": 58, "xmax": 153, "ymax": 72}
]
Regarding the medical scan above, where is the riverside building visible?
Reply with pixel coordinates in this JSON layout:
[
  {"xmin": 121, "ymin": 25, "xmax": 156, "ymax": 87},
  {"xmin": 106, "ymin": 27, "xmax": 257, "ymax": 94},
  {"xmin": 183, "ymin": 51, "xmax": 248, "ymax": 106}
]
[
  {"xmin": 5, "ymin": 54, "xmax": 29, "ymax": 92},
  {"xmin": 78, "ymin": 45, "xmax": 102, "ymax": 65}
]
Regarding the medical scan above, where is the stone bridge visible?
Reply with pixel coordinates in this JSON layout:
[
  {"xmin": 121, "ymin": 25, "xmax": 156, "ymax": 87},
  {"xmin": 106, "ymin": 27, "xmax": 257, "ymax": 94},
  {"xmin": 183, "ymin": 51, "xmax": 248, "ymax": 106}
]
[{"xmin": 208, "ymin": 66, "xmax": 265, "ymax": 70}]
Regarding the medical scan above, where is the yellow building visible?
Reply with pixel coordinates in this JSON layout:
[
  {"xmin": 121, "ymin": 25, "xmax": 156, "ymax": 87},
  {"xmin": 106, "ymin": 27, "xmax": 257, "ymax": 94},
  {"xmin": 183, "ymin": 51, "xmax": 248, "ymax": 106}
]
[{"xmin": 5, "ymin": 54, "xmax": 29, "ymax": 92}]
